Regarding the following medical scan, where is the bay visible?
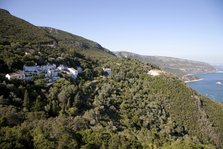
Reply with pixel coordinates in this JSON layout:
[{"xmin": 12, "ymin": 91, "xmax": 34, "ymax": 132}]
[{"xmin": 187, "ymin": 73, "xmax": 223, "ymax": 102}]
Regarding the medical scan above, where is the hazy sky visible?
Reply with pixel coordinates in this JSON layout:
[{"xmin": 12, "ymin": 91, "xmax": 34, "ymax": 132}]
[{"xmin": 1, "ymin": 0, "xmax": 223, "ymax": 65}]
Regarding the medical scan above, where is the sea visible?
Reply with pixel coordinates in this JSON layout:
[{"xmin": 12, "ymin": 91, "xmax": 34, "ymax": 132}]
[{"xmin": 187, "ymin": 72, "xmax": 223, "ymax": 102}]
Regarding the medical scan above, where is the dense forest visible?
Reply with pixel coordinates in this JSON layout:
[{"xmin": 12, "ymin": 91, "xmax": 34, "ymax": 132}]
[{"xmin": 1, "ymin": 9, "xmax": 223, "ymax": 149}]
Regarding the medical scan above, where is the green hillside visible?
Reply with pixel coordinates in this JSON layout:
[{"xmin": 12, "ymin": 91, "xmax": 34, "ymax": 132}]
[
  {"xmin": 0, "ymin": 9, "xmax": 223, "ymax": 149},
  {"xmin": 0, "ymin": 8, "xmax": 114, "ymax": 59},
  {"xmin": 42, "ymin": 27, "xmax": 115, "ymax": 57},
  {"xmin": 42, "ymin": 27, "xmax": 102, "ymax": 49},
  {"xmin": 0, "ymin": 9, "xmax": 53, "ymax": 44}
]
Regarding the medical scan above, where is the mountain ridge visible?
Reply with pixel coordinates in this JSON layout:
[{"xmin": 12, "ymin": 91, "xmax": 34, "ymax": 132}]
[{"xmin": 115, "ymin": 51, "xmax": 216, "ymax": 81}]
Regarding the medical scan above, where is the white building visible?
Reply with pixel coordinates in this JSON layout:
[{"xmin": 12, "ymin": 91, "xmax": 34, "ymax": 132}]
[
  {"xmin": 5, "ymin": 72, "xmax": 25, "ymax": 80},
  {"xmin": 23, "ymin": 65, "xmax": 39, "ymax": 73},
  {"xmin": 103, "ymin": 68, "xmax": 111, "ymax": 75},
  {"xmin": 57, "ymin": 65, "xmax": 67, "ymax": 71},
  {"xmin": 67, "ymin": 68, "xmax": 78, "ymax": 79},
  {"xmin": 5, "ymin": 63, "xmax": 80, "ymax": 82},
  {"xmin": 46, "ymin": 68, "xmax": 60, "ymax": 77},
  {"xmin": 41, "ymin": 63, "xmax": 56, "ymax": 72}
]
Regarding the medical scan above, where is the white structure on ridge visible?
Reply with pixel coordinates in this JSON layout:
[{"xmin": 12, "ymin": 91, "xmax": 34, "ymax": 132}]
[
  {"xmin": 67, "ymin": 68, "xmax": 78, "ymax": 79},
  {"xmin": 147, "ymin": 69, "xmax": 164, "ymax": 76}
]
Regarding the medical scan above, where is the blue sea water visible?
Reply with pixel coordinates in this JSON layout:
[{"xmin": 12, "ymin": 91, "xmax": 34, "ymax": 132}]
[{"xmin": 187, "ymin": 73, "xmax": 223, "ymax": 102}]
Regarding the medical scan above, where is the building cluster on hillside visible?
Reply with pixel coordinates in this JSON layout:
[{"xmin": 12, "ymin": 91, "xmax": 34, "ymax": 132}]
[
  {"xmin": 5, "ymin": 64, "xmax": 112, "ymax": 86},
  {"xmin": 5, "ymin": 63, "xmax": 82, "ymax": 86}
]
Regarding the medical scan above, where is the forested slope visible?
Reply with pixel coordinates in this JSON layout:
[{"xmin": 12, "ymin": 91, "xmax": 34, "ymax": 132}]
[{"xmin": 0, "ymin": 9, "xmax": 223, "ymax": 149}]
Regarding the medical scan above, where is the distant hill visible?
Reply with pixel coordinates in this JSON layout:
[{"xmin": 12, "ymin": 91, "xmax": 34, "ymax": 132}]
[{"xmin": 115, "ymin": 51, "xmax": 216, "ymax": 80}]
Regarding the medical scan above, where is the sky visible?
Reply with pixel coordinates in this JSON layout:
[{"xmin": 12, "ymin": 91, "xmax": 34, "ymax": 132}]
[{"xmin": 0, "ymin": 0, "xmax": 223, "ymax": 65}]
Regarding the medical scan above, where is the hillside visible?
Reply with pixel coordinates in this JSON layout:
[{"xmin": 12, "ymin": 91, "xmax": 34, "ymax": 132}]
[
  {"xmin": 0, "ymin": 9, "xmax": 223, "ymax": 149},
  {"xmin": 0, "ymin": 9, "xmax": 53, "ymax": 44},
  {"xmin": 42, "ymin": 27, "xmax": 115, "ymax": 57},
  {"xmin": 115, "ymin": 51, "xmax": 216, "ymax": 80},
  {"xmin": 0, "ymin": 8, "xmax": 114, "ymax": 58}
]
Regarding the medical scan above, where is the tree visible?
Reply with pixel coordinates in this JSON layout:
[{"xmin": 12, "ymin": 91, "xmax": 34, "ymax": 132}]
[
  {"xmin": 83, "ymin": 68, "xmax": 93, "ymax": 80},
  {"xmin": 66, "ymin": 98, "xmax": 71, "ymax": 109},
  {"xmin": 58, "ymin": 85, "xmax": 77, "ymax": 107},
  {"xmin": 23, "ymin": 90, "xmax": 30, "ymax": 112},
  {"xmin": 73, "ymin": 92, "xmax": 81, "ymax": 107},
  {"xmin": 51, "ymin": 100, "xmax": 60, "ymax": 116},
  {"xmin": 34, "ymin": 96, "xmax": 41, "ymax": 111},
  {"xmin": 58, "ymin": 89, "xmax": 68, "ymax": 104}
]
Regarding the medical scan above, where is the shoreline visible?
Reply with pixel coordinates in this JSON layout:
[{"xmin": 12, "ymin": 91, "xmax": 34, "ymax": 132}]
[
  {"xmin": 184, "ymin": 71, "xmax": 218, "ymax": 83},
  {"xmin": 184, "ymin": 78, "xmax": 203, "ymax": 83},
  {"xmin": 193, "ymin": 71, "xmax": 219, "ymax": 75},
  {"xmin": 216, "ymin": 71, "xmax": 223, "ymax": 73}
]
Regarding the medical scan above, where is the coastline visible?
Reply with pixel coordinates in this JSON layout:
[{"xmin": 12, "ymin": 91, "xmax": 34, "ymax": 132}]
[
  {"xmin": 216, "ymin": 71, "xmax": 223, "ymax": 73},
  {"xmin": 184, "ymin": 71, "xmax": 222, "ymax": 83},
  {"xmin": 184, "ymin": 78, "xmax": 203, "ymax": 83},
  {"xmin": 184, "ymin": 71, "xmax": 218, "ymax": 83},
  {"xmin": 186, "ymin": 72, "xmax": 223, "ymax": 102}
]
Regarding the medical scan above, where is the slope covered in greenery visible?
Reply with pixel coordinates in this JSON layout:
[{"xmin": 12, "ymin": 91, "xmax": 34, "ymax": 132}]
[
  {"xmin": 42, "ymin": 27, "xmax": 115, "ymax": 58},
  {"xmin": 1, "ymin": 57, "xmax": 223, "ymax": 148},
  {"xmin": 0, "ymin": 8, "xmax": 114, "ymax": 59},
  {"xmin": 0, "ymin": 9, "xmax": 223, "ymax": 149},
  {"xmin": 0, "ymin": 9, "xmax": 53, "ymax": 44}
]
